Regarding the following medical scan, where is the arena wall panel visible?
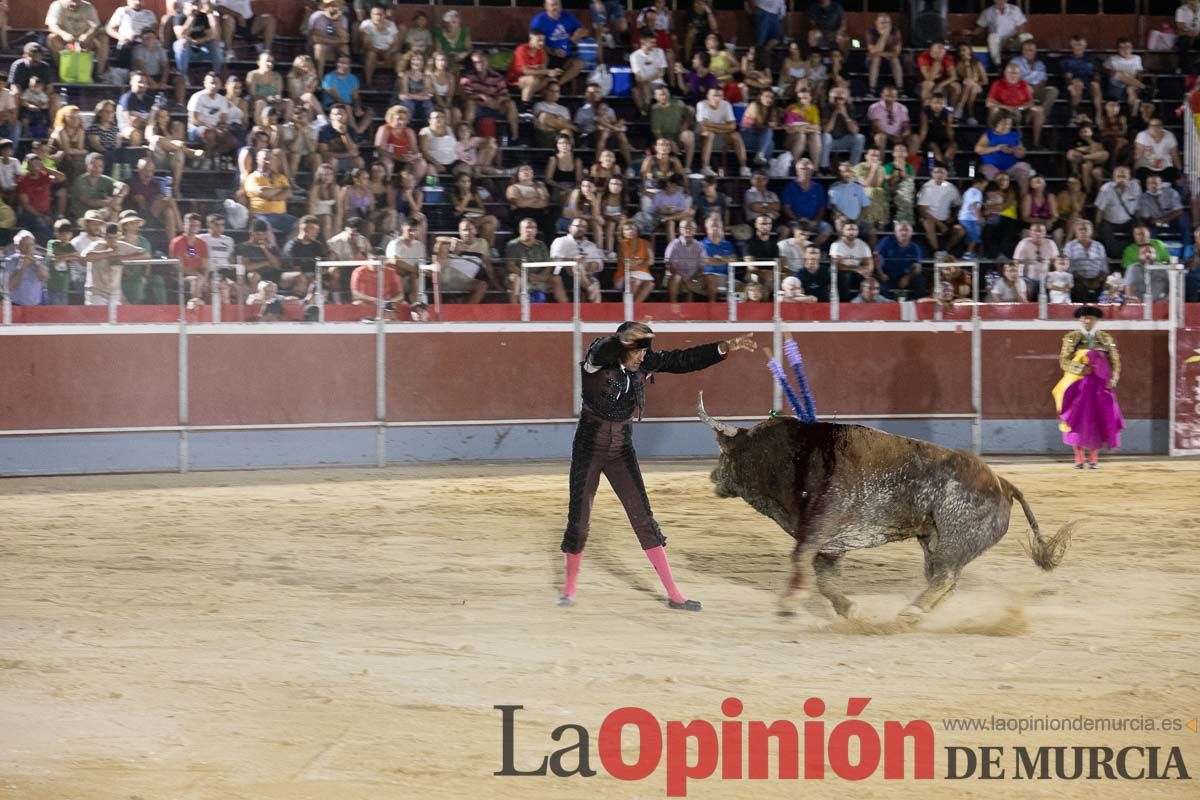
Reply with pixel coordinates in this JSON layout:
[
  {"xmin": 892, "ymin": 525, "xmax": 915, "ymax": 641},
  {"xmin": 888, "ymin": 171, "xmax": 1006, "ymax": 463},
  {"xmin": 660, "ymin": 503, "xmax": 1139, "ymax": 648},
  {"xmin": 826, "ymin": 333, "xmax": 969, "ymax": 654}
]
[
  {"xmin": 0, "ymin": 334, "xmax": 178, "ymax": 430},
  {"xmin": 188, "ymin": 332, "xmax": 377, "ymax": 425}
]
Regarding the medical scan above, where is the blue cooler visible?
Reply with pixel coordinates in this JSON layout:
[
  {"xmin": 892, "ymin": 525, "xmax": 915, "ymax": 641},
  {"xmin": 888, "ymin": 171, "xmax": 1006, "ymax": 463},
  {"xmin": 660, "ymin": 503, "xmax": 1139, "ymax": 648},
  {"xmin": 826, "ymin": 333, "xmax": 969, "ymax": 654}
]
[
  {"xmin": 732, "ymin": 103, "xmax": 747, "ymax": 125},
  {"xmin": 609, "ymin": 66, "xmax": 633, "ymax": 97}
]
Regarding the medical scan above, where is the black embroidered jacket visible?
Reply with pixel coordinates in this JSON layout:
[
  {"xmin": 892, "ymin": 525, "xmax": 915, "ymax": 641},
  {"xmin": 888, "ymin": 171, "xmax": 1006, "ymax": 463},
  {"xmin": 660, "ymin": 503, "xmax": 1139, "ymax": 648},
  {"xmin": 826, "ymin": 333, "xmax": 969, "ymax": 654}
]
[{"xmin": 579, "ymin": 336, "xmax": 726, "ymax": 422}]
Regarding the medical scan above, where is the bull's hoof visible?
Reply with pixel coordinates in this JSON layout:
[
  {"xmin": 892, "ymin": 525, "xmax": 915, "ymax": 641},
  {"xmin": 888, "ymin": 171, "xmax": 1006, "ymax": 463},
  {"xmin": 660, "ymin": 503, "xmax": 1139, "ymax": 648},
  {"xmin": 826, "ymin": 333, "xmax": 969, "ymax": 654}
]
[
  {"xmin": 556, "ymin": 595, "xmax": 575, "ymax": 607},
  {"xmin": 896, "ymin": 605, "xmax": 924, "ymax": 625},
  {"xmin": 778, "ymin": 590, "xmax": 811, "ymax": 615},
  {"xmin": 836, "ymin": 601, "xmax": 860, "ymax": 619},
  {"xmin": 668, "ymin": 598, "xmax": 702, "ymax": 612}
]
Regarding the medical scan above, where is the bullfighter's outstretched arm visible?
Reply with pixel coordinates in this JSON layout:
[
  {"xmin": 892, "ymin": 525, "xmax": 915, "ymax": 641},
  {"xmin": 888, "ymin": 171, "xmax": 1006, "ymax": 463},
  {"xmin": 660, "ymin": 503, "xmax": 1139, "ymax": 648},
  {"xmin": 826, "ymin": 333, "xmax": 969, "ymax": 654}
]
[{"xmin": 643, "ymin": 342, "xmax": 728, "ymax": 374}]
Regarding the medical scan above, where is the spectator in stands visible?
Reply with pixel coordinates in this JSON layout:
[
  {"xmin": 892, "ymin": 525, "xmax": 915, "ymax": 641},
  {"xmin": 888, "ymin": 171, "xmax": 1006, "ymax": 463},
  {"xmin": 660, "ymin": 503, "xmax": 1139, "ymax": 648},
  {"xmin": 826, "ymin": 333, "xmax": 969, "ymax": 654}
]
[
  {"xmin": 952, "ymin": 44, "xmax": 987, "ymax": 126},
  {"xmin": 596, "ymin": 175, "xmax": 630, "ymax": 256},
  {"xmin": 660, "ymin": 217, "xmax": 701, "ymax": 303},
  {"xmin": 1008, "ymin": 40, "xmax": 1055, "ymax": 148},
  {"xmin": 851, "ymin": 277, "xmax": 892, "ymax": 303},
  {"xmin": 373, "ymin": 105, "xmax": 426, "ymax": 183},
  {"xmin": 324, "ymin": 54, "xmax": 362, "ymax": 114},
  {"xmin": 1179, "ymin": 0, "xmax": 1200, "ymax": 72},
  {"xmin": 199, "ymin": 212, "xmax": 237, "ymax": 303},
  {"xmin": 1063, "ymin": 219, "xmax": 1108, "ymax": 301},
  {"xmin": 117, "ymin": 71, "xmax": 155, "ymax": 149},
  {"xmin": 70, "ymin": 152, "xmax": 126, "ymax": 222},
  {"xmin": 1137, "ymin": 173, "xmax": 1190, "ymax": 243},
  {"xmin": 674, "ymin": 51, "xmax": 720, "ymax": 106},
  {"xmin": 1043, "ymin": 255, "xmax": 1074, "ymax": 303},
  {"xmin": 917, "ymin": 92, "xmax": 956, "ymax": 172},
  {"xmin": 648, "ymin": 174, "xmax": 693, "ymax": 242},
  {"xmin": 432, "ymin": 219, "xmax": 487, "ymax": 303},
  {"xmin": 1052, "ymin": 174, "xmax": 1086, "ymax": 248},
  {"xmin": 530, "ymin": 0, "xmax": 587, "ymax": 89},
  {"xmin": 1094, "ymin": 165, "xmax": 1141, "ymax": 257},
  {"xmin": 337, "ymin": 168, "xmax": 376, "ymax": 239},
  {"xmin": 350, "ymin": 256, "xmax": 403, "ymax": 310},
  {"xmin": 1021, "ymin": 173, "xmax": 1057, "ymax": 233},
  {"xmin": 782, "ymin": 158, "xmax": 832, "ymax": 248},
  {"xmin": 134, "ymin": 28, "xmax": 182, "ymax": 109},
  {"xmin": 509, "ymin": 31, "xmax": 557, "ymax": 109},
  {"xmin": 684, "ymin": 0, "xmax": 718, "ymax": 64},
  {"xmin": 975, "ymin": 113, "xmax": 1031, "ymax": 192},
  {"xmin": 544, "ymin": 134, "xmax": 582, "ymax": 200},
  {"xmin": 9, "ymin": 44, "xmax": 59, "ymax": 125},
  {"xmin": 817, "ymin": 87, "xmax": 861, "ymax": 171},
  {"xmin": 4, "ymin": 231, "xmax": 48, "ymax": 306},
  {"xmin": 310, "ymin": 0, "xmax": 350, "ymax": 77},
  {"xmin": 168, "ymin": 211, "xmax": 209, "ymax": 302},
  {"xmin": 866, "ymin": 85, "xmax": 911, "ymax": 155},
  {"xmin": 460, "ymin": 51, "xmax": 519, "ymax": 142},
  {"xmin": 985, "ymin": 63, "xmax": 1039, "ymax": 147},
  {"xmin": 1133, "ymin": 118, "xmax": 1181, "ymax": 184},
  {"xmin": 1012, "ymin": 221, "xmax": 1059, "ymax": 299},
  {"xmin": 356, "ymin": 6, "xmax": 400, "ymax": 87},
  {"xmin": 864, "ymin": 14, "xmax": 903, "ymax": 97},
  {"xmin": 126, "ymin": 156, "xmax": 180, "ymax": 241},
  {"xmin": 1065, "ymin": 122, "xmax": 1109, "ymax": 195},
  {"xmin": 917, "ymin": 164, "xmax": 963, "ymax": 254},
  {"xmin": 501, "ymin": 217, "xmax": 556, "ymax": 304},
  {"xmin": 1096, "ymin": 100, "xmax": 1131, "ymax": 169},
  {"xmin": 987, "ymin": 262, "xmax": 1029, "ymax": 302},
  {"xmin": 244, "ymin": 148, "xmax": 295, "ymax": 237},
  {"xmin": 171, "ymin": 1, "xmax": 222, "ymax": 78},
  {"xmin": 561, "ymin": 176, "xmax": 600, "ymax": 240},
  {"xmin": 433, "ymin": 9, "xmax": 472, "ymax": 68},
  {"xmin": 588, "ymin": 0, "xmax": 625, "ymax": 51},
  {"xmin": 46, "ymin": 0, "xmax": 109, "ymax": 76},
  {"xmin": 394, "ymin": 50, "xmax": 435, "ymax": 128},
  {"xmin": 784, "ymin": 87, "xmax": 821, "ymax": 167},
  {"xmin": 385, "ymin": 219, "xmax": 427, "ymax": 303},
  {"xmin": 649, "ymin": 85, "xmax": 695, "ymax": 171},
  {"xmin": 980, "ymin": 173, "xmax": 1020, "ymax": 260},
  {"xmin": 807, "ymin": 0, "xmax": 848, "ymax": 55},
  {"xmin": 106, "ymin": 0, "xmax": 158, "ymax": 74},
  {"xmin": 973, "ymin": 0, "xmax": 1025, "ymax": 66},
  {"xmin": 1060, "ymin": 34, "xmax": 1103, "ymax": 122},
  {"xmin": 449, "ymin": 172, "xmax": 496, "ymax": 246},
  {"xmin": 533, "ymin": 82, "xmax": 578, "ymax": 143},
  {"xmin": 402, "ymin": 9, "xmax": 433, "ymax": 55},
  {"xmin": 215, "ymin": 0, "xmax": 275, "ymax": 56},
  {"xmin": 1123, "ymin": 239, "xmax": 1170, "ymax": 302},
  {"xmin": 697, "ymin": 86, "xmax": 750, "ymax": 177},
  {"xmin": 917, "ymin": 41, "xmax": 957, "ymax": 108},
  {"xmin": 1121, "ymin": 223, "xmax": 1171, "ymax": 271},
  {"xmin": 630, "ymin": 31, "xmax": 668, "ymax": 116},
  {"xmin": 693, "ymin": 175, "xmax": 729, "ymax": 227},
  {"xmin": 830, "ymin": 220, "xmax": 877, "ymax": 299},
  {"xmin": 506, "ymin": 164, "xmax": 554, "ymax": 242},
  {"xmin": 282, "ymin": 215, "xmax": 328, "ymax": 300},
  {"xmin": 639, "ymin": 136, "xmax": 684, "ymax": 193},
  {"xmin": 875, "ymin": 221, "xmax": 925, "ymax": 298},
  {"xmin": 549, "ymin": 216, "xmax": 605, "ymax": 303},
  {"xmin": 85, "ymin": 222, "xmax": 146, "ymax": 305},
  {"xmin": 796, "ymin": 243, "xmax": 830, "ymax": 301},
  {"xmin": 699, "ymin": 216, "xmax": 737, "ymax": 301},
  {"xmin": 749, "ymin": 0, "xmax": 784, "ymax": 50},
  {"xmin": 743, "ymin": 169, "xmax": 781, "ymax": 228},
  {"xmin": 615, "ymin": 220, "xmax": 654, "ymax": 302},
  {"xmin": 777, "ymin": 223, "xmax": 807, "ymax": 273},
  {"xmin": 187, "ymin": 72, "xmax": 236, "ymax": 168},
  {"xmin": 737, "ymin": 213, "xmax": 778, "ymax": 289},
  {"xmin": 17, "ymin": 153, "xmax": 64, "ymax": 243},
  {"xmin": 45, "ymin": 219, "xmax": 79, "ymax": 305},
  {"xmin": 827, "ymin": 161, "xmax": 871, "ymax": 240},
  {"xmin": 318, "ymin": 103, "xmax": 363, "ymax": 171},
  {"xmin": 1105, "ymin": 38, "xmax": 1145, "ymax": 118},
  {"xmin": 882, "ymin": 142, "xmax": 916, "ymax": 225},
  {"xmin": 85, "ymin": 100, "xmax": 121, "ymax": 170}
]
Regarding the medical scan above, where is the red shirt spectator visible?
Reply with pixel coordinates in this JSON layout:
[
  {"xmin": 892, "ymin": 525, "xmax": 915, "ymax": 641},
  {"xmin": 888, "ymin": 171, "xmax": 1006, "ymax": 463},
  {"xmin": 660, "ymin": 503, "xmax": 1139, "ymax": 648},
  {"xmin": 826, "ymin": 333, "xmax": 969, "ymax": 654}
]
[
  {"xmin": 16, "ymin": 167, "xmax": 53, "ymax": 216},
  {"xmin": 508, "ymin": 39, "xmax": 548, "ymax": 85},
  {"xmin": 169, "ymin": 235, "xmax": 208, "ymax": 275},
  {"xmin": 916, "ymin": 49, "xmax": 954, "ymax": 73},
  {"xmin": 350, "ymin": 264, "xmax": 402, "ymax": 303},
  {"xmin": 988, "ymin": 74, "xmax": 1032, "ymax": 108}
]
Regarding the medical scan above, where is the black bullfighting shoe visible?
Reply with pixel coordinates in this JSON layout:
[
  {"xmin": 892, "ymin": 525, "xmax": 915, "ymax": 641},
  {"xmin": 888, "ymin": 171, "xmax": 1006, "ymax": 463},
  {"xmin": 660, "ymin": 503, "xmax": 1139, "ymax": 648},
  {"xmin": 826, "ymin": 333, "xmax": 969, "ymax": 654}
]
[{"xmin": 668, "ymin": 599, "xmax": 702, "ymax": 611}]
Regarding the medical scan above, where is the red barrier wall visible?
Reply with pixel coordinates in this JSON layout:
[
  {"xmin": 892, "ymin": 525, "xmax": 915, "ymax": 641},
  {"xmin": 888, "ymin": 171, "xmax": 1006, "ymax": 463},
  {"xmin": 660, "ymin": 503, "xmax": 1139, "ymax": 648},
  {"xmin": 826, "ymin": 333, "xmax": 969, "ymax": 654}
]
[
  {"xmin": 0, "ymin": 326, "xmax": 1167, "ymax": 431},
  {"xmin": 0, "ymin": 334, "xmax": 178, "ymax": 429}
]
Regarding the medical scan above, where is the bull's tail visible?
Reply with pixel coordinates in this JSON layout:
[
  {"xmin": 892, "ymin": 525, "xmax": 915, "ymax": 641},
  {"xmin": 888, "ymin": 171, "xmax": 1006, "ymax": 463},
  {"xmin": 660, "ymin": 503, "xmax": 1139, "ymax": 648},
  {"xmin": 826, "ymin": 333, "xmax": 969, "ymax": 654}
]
[{"xmin": 1002, "ymin": 478, "xmax": 1073, "ymax": 571}]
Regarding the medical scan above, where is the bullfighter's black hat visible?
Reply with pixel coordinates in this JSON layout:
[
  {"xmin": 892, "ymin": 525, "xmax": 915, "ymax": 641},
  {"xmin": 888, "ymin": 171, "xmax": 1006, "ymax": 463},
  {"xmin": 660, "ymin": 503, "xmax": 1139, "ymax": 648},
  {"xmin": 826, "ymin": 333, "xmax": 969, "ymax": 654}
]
[{"xmin": 1074, "ymin": 305, "xmax": 1103, "ymax": 319}]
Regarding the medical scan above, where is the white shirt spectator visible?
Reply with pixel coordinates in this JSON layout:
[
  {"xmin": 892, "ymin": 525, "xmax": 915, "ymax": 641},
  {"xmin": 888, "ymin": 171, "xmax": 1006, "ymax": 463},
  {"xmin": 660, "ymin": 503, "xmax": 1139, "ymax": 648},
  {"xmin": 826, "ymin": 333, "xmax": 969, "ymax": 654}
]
[
  {"xmin": 215, "ymin": 0, "xmax": 254, "ymax": 16},
  {"xmin": 187, "ymin": 90, "xmax": 233, "ymax": 128},
  {"xmin": 976, "ymin": 3, "xmax": 1026, "ymax": 38},
  {"xmin": 359, "ymin": 18, "xmax": 399, "ymax": 51},
  {"xmin": 386, "ymin": 237, "xmax": 427, "ymax": 266},
  {"xmin": 629, "ymin": 47, "xmax": 668, "ymax": 83},
  {"xmin": 1179, "ymin": 3, "xmax": 1200, "ymax": 36},
  {"xmin": 1105, "ymin": 52, "xmax": 1143, "ymax": 76},
  {"xmin": 1094, "ymin": 179, "xmax": 1142, "ymax": 225},
  {"xmin": 0, "ymin": 157, "xmax": 22, "ymax": 192},
  {"xmin": 199, "ymin": 232, "xmax": 235, "ymax": 269},
  {"xmin": 108, "ymin": 5, "xmax": 158, "ymax": 44},
  {"xmin": 916, "ymin": 180, "xmax": 961, "ymax": 222},
  {"xmin": 829, "ymin": 238, "xmax": 872, "ymax": 265},
  {"xmin": 778, "ymin": 238, "xmax": 806, "ymax": 272},
  {"xmin": 1045, "ymin": 270, "xmax": 1074, "ymax": 303},
  {"xmin": 1012, "ymin": 236, "xmax": 1059, "ymax": 285},
  {"xmin": 550, "ymin": 234, "xmax": 605, "ymax": 272},
  {"xmin": 696, "ymin": 98, "xmax": 735, "ymax": 125},
  {"xmin": 1133, "ymin": 129, "xmax": 1179, "ymax": 172},
  {"xmin": 533, "ymin": 100, "xmax": 571, "ymax": 122}
]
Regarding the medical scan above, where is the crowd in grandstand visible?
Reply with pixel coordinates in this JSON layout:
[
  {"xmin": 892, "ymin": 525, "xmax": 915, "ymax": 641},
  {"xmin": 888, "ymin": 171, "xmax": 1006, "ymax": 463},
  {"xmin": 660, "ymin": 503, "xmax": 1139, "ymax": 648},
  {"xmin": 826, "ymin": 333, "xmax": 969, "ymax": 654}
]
[{"xmin": 0, "ymin": 0, "xmax": 1198, "ymax": 315}]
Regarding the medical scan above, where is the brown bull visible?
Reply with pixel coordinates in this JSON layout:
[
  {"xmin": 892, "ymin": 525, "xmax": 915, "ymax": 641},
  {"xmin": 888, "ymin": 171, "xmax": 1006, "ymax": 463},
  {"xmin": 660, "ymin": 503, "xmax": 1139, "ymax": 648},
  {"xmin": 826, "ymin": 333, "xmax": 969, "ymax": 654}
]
[{"xmin": 698, "ymin": 393, "xmax": 1072, "ymax": 621}]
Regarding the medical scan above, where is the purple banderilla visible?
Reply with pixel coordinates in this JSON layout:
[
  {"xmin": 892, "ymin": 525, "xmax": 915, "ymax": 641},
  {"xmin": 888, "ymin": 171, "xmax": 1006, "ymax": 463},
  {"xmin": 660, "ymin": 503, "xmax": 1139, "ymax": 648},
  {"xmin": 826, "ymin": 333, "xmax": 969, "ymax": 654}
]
[{"xmin": 768, "ymin": 340, "xmax": 817, "ymax": 423}]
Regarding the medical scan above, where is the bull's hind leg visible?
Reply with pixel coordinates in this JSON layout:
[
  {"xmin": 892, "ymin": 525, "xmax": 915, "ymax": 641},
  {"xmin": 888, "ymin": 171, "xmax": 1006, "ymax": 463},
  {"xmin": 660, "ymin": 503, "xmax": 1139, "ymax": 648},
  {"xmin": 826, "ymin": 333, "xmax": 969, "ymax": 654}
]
[
  {"xmin": 897, "ymin": 534, "xmax": 961, "ymax": 623},
  {"xmin": 813, "ymin": 552, "xmax": 858, "ymax": 618},
  {"xmin": 778, "ymin": 539, "xmax": 814, "ymax": 615}
]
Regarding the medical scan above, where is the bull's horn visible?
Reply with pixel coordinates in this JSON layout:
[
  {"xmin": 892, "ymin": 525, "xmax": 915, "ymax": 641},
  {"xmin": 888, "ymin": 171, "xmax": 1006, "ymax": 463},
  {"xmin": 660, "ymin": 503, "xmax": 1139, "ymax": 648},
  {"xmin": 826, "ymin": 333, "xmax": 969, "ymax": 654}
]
[{"xmin": 697, "ymin": 391, "xmax": 739, "ymax": 437}]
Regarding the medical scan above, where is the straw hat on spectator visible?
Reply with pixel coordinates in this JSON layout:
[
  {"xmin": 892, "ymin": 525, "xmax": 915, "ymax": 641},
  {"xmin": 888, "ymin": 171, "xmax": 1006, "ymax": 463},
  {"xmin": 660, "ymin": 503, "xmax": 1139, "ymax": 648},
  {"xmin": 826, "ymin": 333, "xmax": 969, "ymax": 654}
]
[
  {"xmin": 77, "ymin": 209, "xmax": 108, "ymax": 227},
  {"xmin": 118, "ymin": 210, "xmax": 146, "ymax": 228}
]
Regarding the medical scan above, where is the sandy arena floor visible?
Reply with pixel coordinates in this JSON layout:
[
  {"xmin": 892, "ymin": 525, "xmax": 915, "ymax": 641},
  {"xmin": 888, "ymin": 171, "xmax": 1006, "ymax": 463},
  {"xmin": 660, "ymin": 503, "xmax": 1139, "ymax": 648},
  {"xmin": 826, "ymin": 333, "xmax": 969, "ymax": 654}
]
[{"xmin": 1, "ymin": 457, "xmax": 1198, "ymax": 799}]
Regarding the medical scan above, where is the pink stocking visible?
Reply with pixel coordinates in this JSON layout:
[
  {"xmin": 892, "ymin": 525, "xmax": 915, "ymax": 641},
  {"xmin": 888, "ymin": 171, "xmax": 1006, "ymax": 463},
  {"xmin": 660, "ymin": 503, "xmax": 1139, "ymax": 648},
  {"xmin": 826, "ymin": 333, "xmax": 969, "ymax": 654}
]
[
  {"xmin": 644, "ymin": 545, "xmax": 687, "ymax": 604},
  {"xmin": 562, "ymin": 552, "xmax": 582, "ymax": 600}
]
